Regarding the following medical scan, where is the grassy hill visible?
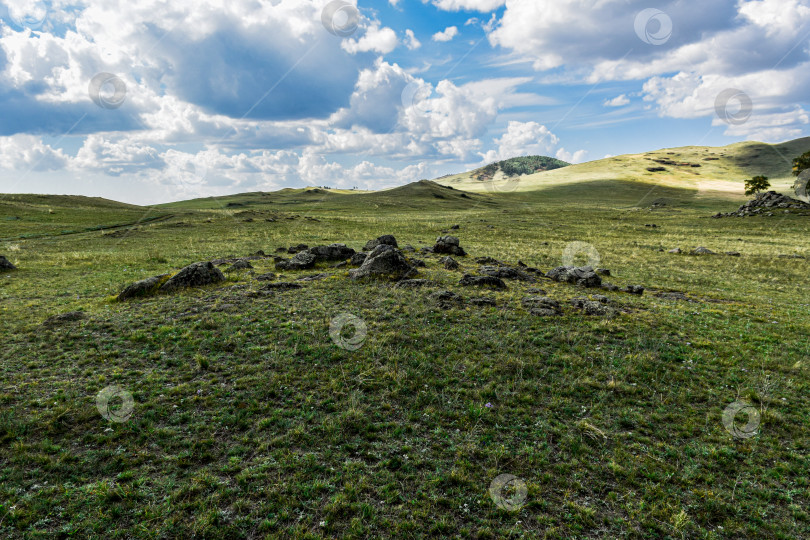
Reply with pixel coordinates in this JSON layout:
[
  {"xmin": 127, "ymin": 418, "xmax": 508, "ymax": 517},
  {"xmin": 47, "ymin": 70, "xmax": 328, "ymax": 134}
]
[
  {"xmin": 1, "ymin": 143, "xmax": 809, "ymax": 538},
  {"xmin": 437, "ymin": 137, "xmax": 810, "ymax": 200}
]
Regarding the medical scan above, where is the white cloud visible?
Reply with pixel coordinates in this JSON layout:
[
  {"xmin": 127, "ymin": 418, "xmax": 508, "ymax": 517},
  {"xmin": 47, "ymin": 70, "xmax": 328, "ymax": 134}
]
[
  {"xmin": 555, "ymin": 147, "xmax": 589, "ymax": 164},
  {"xmin": 404, "ymin": 29, "xmax": 421, "ymax": 50},
  {"xmin": 480, "ymin": 121, "xmax": 558, "ymax": 162},
  {"xmin": 342, "ymin": 24, "xmax": 399, "ymax": 55},
  {"xmin": 427, "ymin": 0, "xmax": 506, "ymax": 11},
  {"xmin": 604, "ymin": 94, "xmax": 630, "ymax": 107},
  {"xmin": 0, "ymin": 135, "xmax": 69, "ymax": 171},
  {"xmin": 432, "ymin": 26, "xmax": 459, "ymax": 42}
]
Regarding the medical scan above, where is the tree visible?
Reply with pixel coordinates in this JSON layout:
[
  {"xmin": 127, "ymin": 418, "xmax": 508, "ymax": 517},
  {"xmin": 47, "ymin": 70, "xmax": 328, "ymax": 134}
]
[
  {"xmin": 745, "ymin": 175, "xmax": 770, "ymax": 196},
  {"xmin": 793, "ymin": 151, "xmax": 810, "ymax": 176}
]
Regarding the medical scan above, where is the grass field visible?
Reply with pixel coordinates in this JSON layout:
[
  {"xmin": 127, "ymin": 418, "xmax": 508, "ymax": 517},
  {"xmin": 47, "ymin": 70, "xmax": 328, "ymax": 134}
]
[{"xmin": 1, "ymin": 172, "xmax": 809, "ymax": 538}]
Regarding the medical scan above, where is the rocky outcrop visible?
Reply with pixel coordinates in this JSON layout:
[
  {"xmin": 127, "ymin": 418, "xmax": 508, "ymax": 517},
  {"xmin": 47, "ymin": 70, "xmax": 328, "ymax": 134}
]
[
  {"xmin": 713, "ymin": 191, "xmax": 810, "ymax": 217},
  {"xmin": 349, "ymin": 245, "xmax": 416, "ymax": 281},
  {"xmin": 159, "ymin": 262, "xmax": 226, "ymax": 292},
  {"xmin": 546, "ymin": 266, "xmax": 602, "ymax": 288}
]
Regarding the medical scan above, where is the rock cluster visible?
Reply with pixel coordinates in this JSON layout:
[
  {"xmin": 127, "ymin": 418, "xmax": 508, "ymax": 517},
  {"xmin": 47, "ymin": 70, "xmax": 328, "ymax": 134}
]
[
  {"xmin": 713, "ymin": 191, "xmax": 810, "ymax": 218},
  {"xmin": 349, "ymin": 244, "xmax": 416, "ymax": 281},
  {"xmin": 546, "ymin": 266, "xmax": 602, "ymax": 288},
  {"xmin": 433, "ymin": 236, "xmax": 466, "ymax": 256}
]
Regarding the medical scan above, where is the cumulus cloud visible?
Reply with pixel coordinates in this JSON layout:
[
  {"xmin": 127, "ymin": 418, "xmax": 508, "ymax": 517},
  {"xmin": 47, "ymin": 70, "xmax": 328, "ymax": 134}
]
[
  {"xmin": 427, "ymin": 0, "xmax": 506, "ymax": 11},
  {"xmin": 0, "ymin": 134, "xmax": 69, "ymax": 171},
  {"xmin": 432, "ymin": 26, "xmax": 459, "ymax": 42},
  {"xmin": 404, "ymin": 29, "xmax": 421, "ymax": 50},
  {"xmin": 342, "ymin": 24, "xmax": 399, "ymax": 55},
  {"xmin": 604, "ymin": 94, "xmax": 630, "ymax": 107},
  {"xmin": 487, "ymin": 0, "xmax": 810, "ymax": 139}
]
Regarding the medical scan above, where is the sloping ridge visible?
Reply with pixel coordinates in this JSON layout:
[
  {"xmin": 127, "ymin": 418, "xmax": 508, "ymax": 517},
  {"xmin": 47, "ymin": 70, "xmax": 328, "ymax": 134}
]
[
  {"xmin": 356, "ymin": 180, "xmax": 489, "ymax": 207},
  {"xmin": 435, "ymin": 137, "xmax": 810, "ymax": 197}
]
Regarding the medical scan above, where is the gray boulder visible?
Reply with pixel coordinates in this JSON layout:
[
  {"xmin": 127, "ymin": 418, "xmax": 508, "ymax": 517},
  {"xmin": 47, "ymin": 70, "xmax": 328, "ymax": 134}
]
[
  {"xmin": 690, "ymin": 247, "xmax": 717, "ymax": 255},
  {"xmin": 226, "ymin": 259, "xmax": 253, "ymax": 271},
  {"xmin": 434, "ymin": 236, "xmax": 466, "ymax": 256},
  {"xmin": 459, "ymin": 274, "xmax": 507, "ymax": 289},
  {"xmin": 349, "ymin": 245, "xmax": 416, "ymax": 281},
  {"xmin": 350, "ymin": 252, "xmax": 368, "ymax": 266},
  {"xmin": 440, "ymin": 256, "xmax": 460, "ymax": 270},
  {"xmin": 429, "ymin": 290, "xmax": 464, "ymax": 309},
  {"xmin": 118, "ymin": 274, "xmax": 171, "ymax": 301},
  {"xmin": 522, "ymin": 296, "xmax": 562, "ymax": 317},
  {"xmin": 363, "ymin": 235, "xmax": 398, "ymax": 251},
  {"xmin": 276, "ymin": 251, "xmax": 316, "ymax": 271},
  {"xmin": 546, "ymin": 266, "xmax": 602, "ymax": 288},
  {"xmin": 0, "ymin": 255, "xmax": 15, "ymax": 271},
  {"xmin": 159, "ymin": 262, "xmax": 225, "ymax": 293},
  {"xmin": 309, "ymin": 243, "xmax": 356, "ymax": 262},
  {"xmin": 571, "ymin": 297, "xmax": 616, "ymax": 317}
]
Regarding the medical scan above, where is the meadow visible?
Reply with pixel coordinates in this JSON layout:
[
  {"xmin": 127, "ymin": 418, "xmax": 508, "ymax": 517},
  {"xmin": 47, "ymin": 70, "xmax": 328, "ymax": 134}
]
[{"xmin": 0, "ymin": 177, "xmax": 808, "ymax": 538}]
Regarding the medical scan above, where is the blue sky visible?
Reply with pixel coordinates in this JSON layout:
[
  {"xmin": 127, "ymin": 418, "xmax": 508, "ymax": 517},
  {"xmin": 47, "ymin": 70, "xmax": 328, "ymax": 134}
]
[{"xmin": 0, "ymin": 0, "xmax": 808, "ymax": 204}]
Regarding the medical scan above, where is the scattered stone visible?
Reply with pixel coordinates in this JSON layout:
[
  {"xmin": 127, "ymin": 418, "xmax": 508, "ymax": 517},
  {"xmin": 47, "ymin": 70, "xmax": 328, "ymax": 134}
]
[
  {"xmin": 118, "ymin": 274, "xmax": 171, "ymax": 300},
  {"xmin": 475, "ymin": 256, "xmax": 503, "ymax": 265},
  {"xmin": 778, "ymin": 254, "xmax": 806, "ymax": 260},
  {"xmin": 522, "ymin": 296, "xmax": 562, "ymax": 317},
  {"xmin": 350, "ymin": 252, "xmax": 368, "ymax": 266},
  {"xmin": 546, "ymin": 266, "xmax": 602, "ymax": 288},
  {"xmin": 450, "ymin": 224, "xmax": 460, "ymax": 230},
  {"xmin": 429, "ymin": 290, "xmax": 464, "ymax": 309},
  {"xmin": 690, "ymin": 247, "xmax": 716, "ymax": 255},
  {"xmin": 459, "ymin": 274, "xmax": 507, "ymax": 290},
  {"xmin": 419, "ymin": 246, "xmax": 435, "ymax": 254},
  {"xmin": 623, "ymin": 285, "xmax": 645, "ymax": 295},
  {"xmin": 644, "ymin": 224, "xmax": 659, "ymax": 228},
  {"xmin": 394, "ymin": 279, "xmax": 437, "ymax": 288},
  {"xmin": 296, "ymin": 273, "xmax": 331, "ymax": 282},
  {"xmin": 332, "ymin": 261, "xmax": 348, "ymax": 269},
  {"xmin": 713, "ymin": 191, "xmax": 810, "ymax": 217},
  {"xmin": 479, "ymin": 265, "xmax": 534, "ymax": 282},
  {"xmin": 668, "ymin": 248, "xmax": 682, "ymax": 254},
  {"xmin": 469, "ymin": 297, "xmax": 496, "ymax": 307},
  {"xmin": 44, "ymin": 311, "xmax": 86, "ymax": 325},
  {"xmin": 571, "ymin": 297, "xmax": 616, "ymax": 317},
  {"xmin": 526, "ymin": 288, "xmax": 547, "ymax": 295},
  {"xmin": 411, "ymin": 258, "xmax": 427, "ymax": 268},
  {"xmin": 601, "ymin": 283, "xmax": 620, "ymax": 292},
  {"xmin": 276, "ymin": 251, "xmax": 317, "ymax": 271},
  {"xmin": 275, "ymin": 247, "xmax": 287, "ymax": 253},
  {"xmin": 308, "ymin": 243, "xmax": 355, "ymax": 262},
  {"xmin": 441, "ymin": 256, "xmax": 460, "ymax": 270},
  {"xmin": 725, "ymin": 251, "xmax": 741, "ymax": 257},
  {"xmin": 226, "ymin": 259, "xmax": 254, "ymax": 271},
  {"xmin": 434, "ymin": 236, "xmax": 466, "ymax": 256},
  {"xmin": 349, "ymin": 245, "xmax": 417, "ymax": 281},
  {"xmin": 0, "ymin": 255, "xmax": 16, "ymax": 271},
  {"xmin": 401, "ymin": 244, "xmax": 416, "ymax": 253},
  {"xmin": 363, "ymin": 235, "xmax": 398, "ymax": 251},
  {"xmin": 287, "ymin": 244, "xmax": 309, "ymax": 254},
  {"xmin": 255, "ymin": 272, "xmax": 276, "ymax": 281},
  {"xmin": 591, "ymin": 294, "xmax": 610, "ymax": 304},
  {"xmin": 252, "ymin": 250, "xmax": 266, "ymax": 257},
  {"xmin": 262, "ymin": 282, "xmax": 303, "ymax": 291},
  {"xmin": 595, "ymin": 268, "xmax": 611, "ymax": 276},
  {"xmin": 159, "ymin": 262, "xmax": 226, "ymax": 293}
]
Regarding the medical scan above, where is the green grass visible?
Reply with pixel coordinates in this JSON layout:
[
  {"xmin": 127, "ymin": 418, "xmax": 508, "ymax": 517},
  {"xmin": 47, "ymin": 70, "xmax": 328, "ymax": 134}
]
[{"xmin": 0, "ymin": 180, "xmax": 808, "ymax": 538}]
